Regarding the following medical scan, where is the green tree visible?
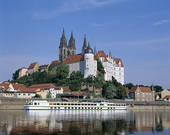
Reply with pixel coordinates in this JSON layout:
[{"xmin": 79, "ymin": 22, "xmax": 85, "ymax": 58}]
[
  {"xmin": 69, "ymin": 71, "xmax": 83, "ymax": 91},
  {"xmin": 124, "ymin": 83, "xmax": 134, "ymax": 89},
  {"xmin": 34, "ymin": 94, "xmax": 42, "ymax": 98},
  {"xmin": 55, "ymin": 64, "xmax": 69, "ymax": 80},
  {"xmin": 12, "ymin": 69, "xmax": 20, "ymax": 81}
]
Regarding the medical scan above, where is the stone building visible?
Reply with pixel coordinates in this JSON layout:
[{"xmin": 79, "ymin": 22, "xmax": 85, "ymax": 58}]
[
  {"xmin": 161, "ymin": 89, "xmax": 170, "ymax": 99},
  {"xmin": 18, "ymin": 67, "xmax": 28, "ymax": 78},
  {"xmin": 27, "ymin": 62, "xmax": 39, "ymax": 74},
  {"xmin": 59, "ymin": 29, "xmax": 76, "ymax": 62},
  {"xmin": 58, "ymin": 30, "xmax": 124, "ymax": 84},
  {"xmin": 127, "ymin": 86, "xmax": 155, "ymax": 101}
]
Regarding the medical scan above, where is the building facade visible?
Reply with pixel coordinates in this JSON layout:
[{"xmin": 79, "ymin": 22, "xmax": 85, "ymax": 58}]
[
  {"xmin": 18, "ymin": 67, "xmax": 28, "ymax": 78},
  {"xmin": 28, "ymin": 62, "xmax": 39, "ymax": 74},
  {"xmin": 161, "ymin": 89, "xmax": 170, "ymax": 99},
  {"xmin": 59, "ymin": 29, "xmax": 76, "ymax": 62},
  {"xmin": 127, "ymin": 87, "xmax": 155, "ymax": 101}
]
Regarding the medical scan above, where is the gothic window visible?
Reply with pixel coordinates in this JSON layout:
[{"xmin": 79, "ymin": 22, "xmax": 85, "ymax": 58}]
[
  {"xmin": 64, "ymin": 49, "xmax": 66, "ymax": 55},
  {"xmin": 72, "ymin": 51, "xmax": 74, "ymax": 55}
]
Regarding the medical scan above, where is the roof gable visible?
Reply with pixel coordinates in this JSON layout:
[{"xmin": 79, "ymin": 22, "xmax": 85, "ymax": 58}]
[{"xmin": 113, "ymin": 58, "xmax": 124, "ymax": 67}]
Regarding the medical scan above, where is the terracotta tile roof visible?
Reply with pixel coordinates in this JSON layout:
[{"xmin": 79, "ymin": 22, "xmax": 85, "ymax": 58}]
[
  {"xmin": 63, "ymin": 54, "xmax": 84, "ymax": 64},
  {"xmin": 95, "ymin": 50, "xmax": 108, "ymax": 62},
  {"xmin": 29, "ymin": 83, "xmax": 57, "ymax": 89},
  {"xmin": 28, "ymin": 62, "xmax": 38, "ymax": 69},
  {"xmin": 113, "ymin": 58, "xmax": 124, "ymax": 67},
  {"xmin": 0, "ymin": 82, "xmax": 10, "ymax": 89},
  {"xmin": 139, "ymin": 87, "xmax": 152, "ymax": 93},
  {"xmin": 71, "ymin": 91, "xmax": 88, "ymax": 96},
  {"xmin": 127, "ymin": 87, "xmax": 152, "ymax": 93},
  {"xmin": 29, "ymin": 83, "xmax": 70, "ymax": 92},
  {"xmin": 0, "ymin": 83, "xmax": 38, "ymax": 92},
  {"xmin": 164, "ymin": 95, "xmax": 170, "ymax": 99}
]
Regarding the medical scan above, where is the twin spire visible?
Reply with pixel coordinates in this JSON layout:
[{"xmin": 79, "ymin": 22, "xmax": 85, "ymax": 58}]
[
  {"xmin": 60, "ymin": 28, "xmax": 75, "ymax": 49},
  {"xmin": 59, "ymin": 28, "xmax": 98, "ymax": 54}
]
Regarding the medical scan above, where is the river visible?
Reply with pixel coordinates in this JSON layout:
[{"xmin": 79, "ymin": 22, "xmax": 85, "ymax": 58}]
[{"xmin": 0, "ymin": 110, "xmax": 170, "ymax": 135}]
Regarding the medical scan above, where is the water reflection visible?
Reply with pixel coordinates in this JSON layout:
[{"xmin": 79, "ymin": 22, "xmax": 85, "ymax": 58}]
[{"xmin": 0, "ymin": 110, "xmax": 170, "ymax": 135}]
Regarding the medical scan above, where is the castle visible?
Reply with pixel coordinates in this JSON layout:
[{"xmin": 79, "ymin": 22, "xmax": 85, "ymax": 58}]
[{"xmin": 19, "ymin": 29, "xmax": 124, "ymax": 84}]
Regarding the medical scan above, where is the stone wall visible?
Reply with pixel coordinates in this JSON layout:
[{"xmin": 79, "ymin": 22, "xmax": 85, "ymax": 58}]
[{"xmin": 0, "ymin": 98, "xmax": 26, "ymax": 110}]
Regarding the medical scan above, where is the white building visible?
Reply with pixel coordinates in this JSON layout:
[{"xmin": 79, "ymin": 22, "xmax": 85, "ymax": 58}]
[{"xmin": 63, "ymin": 45, "xmax": 124, "ymax": 84}]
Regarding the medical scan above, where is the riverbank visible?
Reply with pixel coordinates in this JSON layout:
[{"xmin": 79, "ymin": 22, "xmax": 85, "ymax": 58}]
[{"xmin": 0, "ymin": 98, "xmax": 170, "ymax": 110}]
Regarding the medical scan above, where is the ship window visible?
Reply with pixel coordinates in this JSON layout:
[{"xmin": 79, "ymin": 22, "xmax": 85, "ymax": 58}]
[
  {"xmin": 34, "ymin": 103, "xmax": 37, "ymax": 105},
  {"xmin": 57, "ymin": 103, "xmax": 60, "ymax": 105},
  {"xmin": 100, "ymin": 104, "xmax": 104, "ymax": 106},
  {"xmin": 53, "ymin": 103, "xmax": 56, "ymax": 105}
]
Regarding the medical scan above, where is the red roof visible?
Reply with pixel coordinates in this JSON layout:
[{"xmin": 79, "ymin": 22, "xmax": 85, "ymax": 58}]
[
  {"xmin": 127, "ymin": 87, "xmax": 152, "ymax": 93},
  {"xmin": 95, "ymin": 50, "xmax": 108, "ymax": 62},
  {"xmin": 63, "ymin": 54, "xmax": 84, "ymax": 64},
  {"xmin": 29, "ymin": 83, "xmax": 57, "ymax": 90},
  {"xmin": 113, "ymin": 58, "xmax": 124, "ymax": 67},
  {"xmin": 28, "ymin": 62, "xmax": 38, "ymax": 69},
  {"xmin": 0, "ymin": 82, "xmax": 10, "ymax": 89},
  {"xmin": 0, "ymin": 83, "xmax": 38, "ymax": 92}
]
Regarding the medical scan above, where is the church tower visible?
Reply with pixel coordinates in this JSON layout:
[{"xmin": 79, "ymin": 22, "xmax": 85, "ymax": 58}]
[
  {"xmin": 59, "ymin": 28, "xmax": 68, "ymax": 62},
  {"xmin": 82, "ymin": 34, "xmax": 87, "ymax": 54},
  {"xmin": 68, "ymin": 32, "xmax": 76, "ymax": 56}
]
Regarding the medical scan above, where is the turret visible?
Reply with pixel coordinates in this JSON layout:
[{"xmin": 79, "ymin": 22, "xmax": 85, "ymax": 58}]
[
  {"xmin": 68, "ymin": 32, "xmax": 76, "ymax": 49},
  {"xmin": 59, "ymin": 28, "xmax": 68, "ymax": 62},
  {"xmin": 59, "ymin": 28, "xmax": 67, "ymax": 48},
  {"xmin": 84, "ymin": 42, "xmax": 97, "ymax": 78},
  {"xmin": 82, "ymin": 34, "xmax": 87, "ymax": 54}
]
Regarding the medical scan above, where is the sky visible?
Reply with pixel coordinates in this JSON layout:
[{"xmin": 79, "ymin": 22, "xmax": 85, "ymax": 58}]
[{"xmin": 0, "ymin": 0, "xmax": 170, "ymax": 88}]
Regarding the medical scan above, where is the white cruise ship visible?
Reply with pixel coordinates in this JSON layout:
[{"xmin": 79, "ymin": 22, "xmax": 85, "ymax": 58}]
[{"xmin": 24, "ymin": 100, "xmax": 129, "ymax": 110}]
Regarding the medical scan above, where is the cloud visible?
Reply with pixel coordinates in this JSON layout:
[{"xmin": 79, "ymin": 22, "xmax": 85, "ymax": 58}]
[
  {"xmin": 34, "ymin": 0, "xmax": 128, "ymax": 20},
  {"xmin": 152, "ymin": 19, "xmax": 170, "ymax": 26}
]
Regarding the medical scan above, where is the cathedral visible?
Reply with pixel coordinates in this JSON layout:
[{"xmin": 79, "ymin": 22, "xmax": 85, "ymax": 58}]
[
  {"xmin": 58, "ymin": 29, "xmax": 124, "ymax": 84},
  {"xmin": 59, "ymin": 29, "xmax": 76, "ymax": 62}
]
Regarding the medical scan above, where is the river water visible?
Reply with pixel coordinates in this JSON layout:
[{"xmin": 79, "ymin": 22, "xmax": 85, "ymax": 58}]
[{"xmin": 0, "ymin": 110, "xmax": 170, "ymax": 135}]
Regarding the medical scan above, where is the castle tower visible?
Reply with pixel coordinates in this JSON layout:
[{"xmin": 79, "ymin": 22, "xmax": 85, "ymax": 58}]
[
  {"xmin": 59, "ymin": 28, "xmax": 68, "ymax": 62},
  {"xmin": 82, "ymin": 34, "xmax": 87, "ymax": 54},
  {"xmin": 68, "ymin": 32, "xmax": 76, "ymax": 56},
  {"xmin": 84, "ymin": 42, "xmax": 97, "ymax": 78}
]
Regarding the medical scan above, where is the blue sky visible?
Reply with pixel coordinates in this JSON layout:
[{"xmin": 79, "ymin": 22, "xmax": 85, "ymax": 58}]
[{"xmin": 0, "ymin": 0, "xmax": 170, "ymax": 88}]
